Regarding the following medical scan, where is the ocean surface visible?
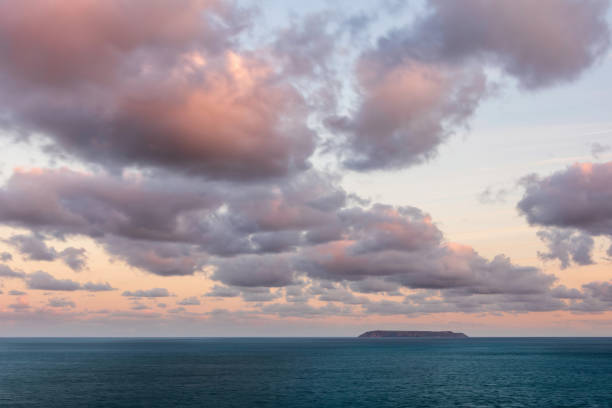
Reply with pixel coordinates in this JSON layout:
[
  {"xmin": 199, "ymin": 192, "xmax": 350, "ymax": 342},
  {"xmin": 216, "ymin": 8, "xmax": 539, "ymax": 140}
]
[{"xmin": 1, "ymin": 337, "xmax": 611, "ymax": 407}]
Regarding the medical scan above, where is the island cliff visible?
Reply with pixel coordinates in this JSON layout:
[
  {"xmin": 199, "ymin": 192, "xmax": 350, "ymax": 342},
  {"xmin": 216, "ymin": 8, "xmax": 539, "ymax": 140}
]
[{"xmin": 358, "ymin": 330, "xmax": 468, "ymax": 338}]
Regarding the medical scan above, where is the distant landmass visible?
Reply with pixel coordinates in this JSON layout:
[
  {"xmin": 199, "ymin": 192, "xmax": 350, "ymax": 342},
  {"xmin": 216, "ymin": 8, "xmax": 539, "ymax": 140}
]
[{"xmin": 358, "ymin": 330, "xmax": 468, "ymax": 338}]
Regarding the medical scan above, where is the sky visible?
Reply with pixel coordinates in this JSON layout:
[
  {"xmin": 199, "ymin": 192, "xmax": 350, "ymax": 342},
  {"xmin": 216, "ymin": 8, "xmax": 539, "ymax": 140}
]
[{"xmin": 0, "ymin": 0, "xmax": 611, "ymax": 337}]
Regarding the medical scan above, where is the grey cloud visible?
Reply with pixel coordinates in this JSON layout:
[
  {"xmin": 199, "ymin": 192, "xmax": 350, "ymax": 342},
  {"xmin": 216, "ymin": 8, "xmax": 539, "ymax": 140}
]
[
  {"xmin": 314, "ymin": 287, "xmax": 370, "ymax": 305},
  {"xmin": 240, "ymin": 287, "xmax": 282, "ymax": 303},
  {"xmin": 299, "ymin": 202, "xmax": 556, "ymax": 297},
  {"xmin": 334, "ymin": 0, "xmax": 609, "ymax": 172},
  {"xmin": 7, "ymin": 234, "xmax": 87, "ymax": 271},
  {"xmin": 82, "ymin": 282, "xmax": 115, "ymax": 292},
  {"xmin": 334, "ymin": 62, "xmax": 487, "ymax": 171},
  {"xmin": 58, "ymin": 247, "xmax": 87, "ymax": 272},
  {"xmin": 47, "ymin": 297, "xmax": 76, "ymax": 308},
  {"xmin": 0, "ymin": 264, "xmax": 24, "ymax": 279},
  {"xmin": 349, "ymin": 278, "xmax": 400, "ymax": 294},
  {"xmin": 537, "ymin": 228, "xmax": 595, "ymax": 269},
  {"xmin": 259, "ymin": 302, "xmax": 349, "ymax": 318},
  {"xmin": 7, "ymin": 234, "xmax": 56, "ymax": 261},
  {"xmin": 274, "ymin": 12, "xmax": 337, "ymax": 78},
  {"xmin": 177, "ymin": 296, "xmax": 201, "ymax": 306},
  {"xmin": 0, "ymin": 0, "xmax": 314, "ymax": 181},
  {"xmin": 518, "ymin": 163, "xmax": 612, "ymax": 235},
  {"xmin": 26, "ymin": 271, "xmax": 81, "ymax": 291},
  {"xmin": 0, "ymin": 252, "xmax": 12, "ymax": 261},
  {"xmin": 518, "ymin": 162, "xmax": 612, "ymax": 262},
  {"xmin": 121, "ymin": 288, "xmax": 171, "ymax": 298},
  {"xmin": 551, "ymin": 285, "xmax": 585, "ymax": 300},
  {"xmin": 0, "ymin": 168, "xmax": 349, "ymax": 276},
  {"xmin": 105, "ymin": 238, "xmax": 206, "ymax": 277},
  {"xmin": 8, "ymin": 302, "xmax": 30, "ymax": 311},
  {"xmin": 410, "ymin": 0, "xmax": 610, "ymax": 89},
  {"xmin": 569, "ymin": 281, "xmax": 612, "ymax": 312},
  {"xmin": 205, "ymin": 285, "xmax": 240, "ymax": 298},
  {"xmin": 212, "ymin": 255, "xmax": 296, "ymax": 288},
  {"xmin": 8, "ymin": 290, "xmax": 26, "ymax": 296},
  {"xmin": 478, "ymin": 186, "xmax": 508, "ymax": 205}
]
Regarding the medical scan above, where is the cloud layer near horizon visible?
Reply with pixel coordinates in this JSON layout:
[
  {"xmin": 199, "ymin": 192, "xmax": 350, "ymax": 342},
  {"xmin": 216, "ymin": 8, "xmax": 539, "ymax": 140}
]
[{"xmin": 0, "ymin": 0, "xmax": 611, "ymax": 327}]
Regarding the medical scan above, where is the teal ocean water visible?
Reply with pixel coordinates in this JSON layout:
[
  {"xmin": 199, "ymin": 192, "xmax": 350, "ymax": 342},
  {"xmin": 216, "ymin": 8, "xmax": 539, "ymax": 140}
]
[{"xmin": 1, "ymin": 337, "xmax": 611, "ymax": 407}]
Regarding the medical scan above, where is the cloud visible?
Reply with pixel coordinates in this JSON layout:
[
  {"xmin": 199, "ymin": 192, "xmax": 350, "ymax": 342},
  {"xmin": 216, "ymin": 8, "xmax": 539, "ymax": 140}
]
[
  {"xmin": 0, "ymin": 264, "xmax": 24, "ymax": 279},
  {"xmin": 8, "ymin": 300, "xmax": 30, "ymax": 311},
  {"xmin": 0, "ymin": 168, "xmax": 348, "ymax": 275},
  {"xmin": 58, "ymin": 247, "xmax": 87, "ymax": 272},
  {"xmin": 0, "ymin": 252, "xmax": 11, "ymax": 261},
  {"xmin": 177, "ymin": 296, "xmax": 201, "ymax": 306},
  {"xmin": 122, "ymin": 288, "xmax": 171, "ymax": 298},
  {"xmin": 47, "ymin": 297, "xmax": 76, "ymax": 308},
  {"xmin": 205, "ymin": 285, "xmax": 240, "ymax": 298},
  {"xmin": 131, "ymin": 303, "xmax": 150, "ymax": 311},
  {"xmin": 0, "ymin": 0, "xmax": 314, "ymax": 181},
  {"xmin": 212, "ymin": 255, "xmax": 296, "ymax": 287},
  {"xmin": 8, "ymin": 290, "xmax": 26, "ymax": 296},
  {"xmin": 410, "ymin": 0, "xmax": 610, "ymax": 88},
  {"xmin": 536, "ymin": 229, "xmax": 595, "ymax": 269},
  {"xmin": 518, "ymin": 162, "xmax": 612, "ymax": 234},
  {"xmin": 518, "ymin": 162, "xmax": 612, "ymax": 261},
  {"xmin": 23, "ymin": 271, "xmax": 114, "ymax": 292},
  {"xmin": 332, "ymin": 61, "xmax": 487, "ymax": 171},
  {"xmin": 591, "ymin": 142, "xmax": 611, "ymax": 159},
  {"xmin": 25, "ymin": 271, "xmax": 81, "ymax": 291},
  {"xmin": 6, "ymin": 233, "xmax": 88, "ymax": 271},
  {"xmin": 478, "ymin": 186, "xmax": 508, "ymax": 205},
  {"xmin": 7, "ymin": 234, "xmax": 56, "ymax": 261},
  {"xmin": 569, "ymin": 281, "xmax": 612, "ymax": 312},
  {"xmin": 331, "ymin": 0, "xmax": 609, "ymax": 172},
  {"xmin": 82, "ymin": 282, "xmax": 115, "ymax": 292}
]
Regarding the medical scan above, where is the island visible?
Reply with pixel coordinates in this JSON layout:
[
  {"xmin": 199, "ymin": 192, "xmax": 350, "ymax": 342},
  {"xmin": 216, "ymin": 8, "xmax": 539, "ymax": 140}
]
[{"xmin": 358, "ymin": 330, "xmax": 468, "ymax": 338}]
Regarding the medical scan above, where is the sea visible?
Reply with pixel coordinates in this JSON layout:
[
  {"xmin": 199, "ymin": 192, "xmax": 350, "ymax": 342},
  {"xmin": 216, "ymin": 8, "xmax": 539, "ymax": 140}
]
[{"xmin": 1, "ymin": 337, "xmax": 611, "ymax": 407}]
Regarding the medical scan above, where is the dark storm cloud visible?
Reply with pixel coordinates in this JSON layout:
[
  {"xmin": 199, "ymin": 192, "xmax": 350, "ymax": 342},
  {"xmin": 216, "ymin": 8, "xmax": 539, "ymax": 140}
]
[
  {"xmin": 334, "ymin": 0, "xmax": 609, "ymax": 171},
  {"xmin": 121, "ymin": 288, "xmax": 171, "ymax": 298},
  {"xmin": 0, "ymin": 0, "xmax": 315, "ymax": 181}
]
